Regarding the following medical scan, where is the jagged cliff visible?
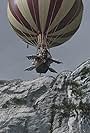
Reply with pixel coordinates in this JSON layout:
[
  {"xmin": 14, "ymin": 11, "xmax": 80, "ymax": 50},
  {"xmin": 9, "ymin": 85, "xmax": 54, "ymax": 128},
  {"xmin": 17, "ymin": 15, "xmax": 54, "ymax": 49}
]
[{"xmin": 0, "ymin": 60, "xmax": 90, "ymax": 133}]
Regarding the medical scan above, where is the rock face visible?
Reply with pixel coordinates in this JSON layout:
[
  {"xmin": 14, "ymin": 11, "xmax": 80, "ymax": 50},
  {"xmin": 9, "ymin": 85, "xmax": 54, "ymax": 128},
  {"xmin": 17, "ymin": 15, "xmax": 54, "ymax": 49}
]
[{"xmin": 0, "ymin": 60, "xmax": 90, "ymax": 133}]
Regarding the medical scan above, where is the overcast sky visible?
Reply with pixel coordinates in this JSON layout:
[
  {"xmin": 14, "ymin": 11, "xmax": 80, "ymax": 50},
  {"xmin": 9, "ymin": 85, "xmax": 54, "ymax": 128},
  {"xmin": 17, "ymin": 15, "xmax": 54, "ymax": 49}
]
[{"xmin": 0, "ymin": 0, "xmax": 90, "ymax": 80}]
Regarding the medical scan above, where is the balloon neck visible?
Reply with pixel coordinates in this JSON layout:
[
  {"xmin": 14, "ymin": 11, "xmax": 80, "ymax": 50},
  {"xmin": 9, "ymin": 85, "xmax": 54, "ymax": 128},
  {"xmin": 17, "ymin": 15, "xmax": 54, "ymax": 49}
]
[{"xmin": 37, "ymin": 34, "xmax": 48, "ymax": 49}]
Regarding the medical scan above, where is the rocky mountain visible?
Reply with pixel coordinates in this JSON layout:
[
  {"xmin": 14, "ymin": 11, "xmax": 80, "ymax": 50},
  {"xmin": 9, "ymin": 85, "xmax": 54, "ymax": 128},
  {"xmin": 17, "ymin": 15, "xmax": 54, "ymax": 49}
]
[{"xmin": 0, "ymin": 60, "xmax": 90, "ymax": 133}]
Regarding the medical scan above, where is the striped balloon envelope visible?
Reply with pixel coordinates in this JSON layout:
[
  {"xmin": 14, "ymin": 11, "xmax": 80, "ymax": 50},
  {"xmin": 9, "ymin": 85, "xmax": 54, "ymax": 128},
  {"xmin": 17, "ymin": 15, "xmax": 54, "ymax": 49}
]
[{"xmin": 7, "ymin": 0, "xmax": 83, "ymax": 48}]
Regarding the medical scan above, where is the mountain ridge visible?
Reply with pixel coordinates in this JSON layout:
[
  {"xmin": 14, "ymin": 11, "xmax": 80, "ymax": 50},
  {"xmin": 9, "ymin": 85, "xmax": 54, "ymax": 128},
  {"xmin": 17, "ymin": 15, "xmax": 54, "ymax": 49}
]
[{"xmin": 0, "ymin": 60, "xmax": 90, "ymax": 133}]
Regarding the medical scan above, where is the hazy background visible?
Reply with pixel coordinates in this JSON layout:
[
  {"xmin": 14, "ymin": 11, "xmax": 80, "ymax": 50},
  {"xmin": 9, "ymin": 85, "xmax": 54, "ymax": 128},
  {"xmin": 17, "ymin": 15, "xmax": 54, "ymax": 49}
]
[{"xmin": 0, "ymin": 0, "xmax": 90, "ymax": 80}]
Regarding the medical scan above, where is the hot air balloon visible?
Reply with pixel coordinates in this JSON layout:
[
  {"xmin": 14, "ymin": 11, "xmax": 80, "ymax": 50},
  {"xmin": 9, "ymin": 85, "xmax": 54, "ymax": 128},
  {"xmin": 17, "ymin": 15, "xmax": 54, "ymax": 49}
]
[{"xmin": 7, "ymin": 0, "xmax": 83, "ymax": 73}]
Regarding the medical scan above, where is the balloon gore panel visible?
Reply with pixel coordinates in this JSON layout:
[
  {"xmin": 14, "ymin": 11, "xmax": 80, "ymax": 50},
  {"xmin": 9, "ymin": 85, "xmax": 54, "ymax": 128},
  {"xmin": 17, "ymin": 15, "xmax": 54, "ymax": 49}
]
[{"xmin": 7, "ymin": 0, "xmax": 83, "ymax": 48}]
